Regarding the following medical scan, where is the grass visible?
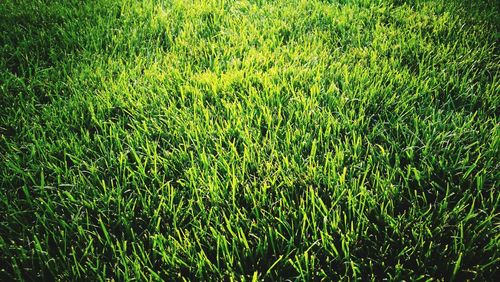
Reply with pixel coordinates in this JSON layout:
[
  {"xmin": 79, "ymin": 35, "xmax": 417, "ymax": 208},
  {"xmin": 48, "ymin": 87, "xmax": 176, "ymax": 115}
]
[{"xmin": 0, "ymin": 0, "xmax": 499, "ymax": 280}]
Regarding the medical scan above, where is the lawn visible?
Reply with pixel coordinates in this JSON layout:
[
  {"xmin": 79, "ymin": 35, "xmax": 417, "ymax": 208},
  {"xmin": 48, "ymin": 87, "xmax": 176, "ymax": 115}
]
[{"xmin": 0, "ymin": 0, "xmax": 499, "ymax": 280}]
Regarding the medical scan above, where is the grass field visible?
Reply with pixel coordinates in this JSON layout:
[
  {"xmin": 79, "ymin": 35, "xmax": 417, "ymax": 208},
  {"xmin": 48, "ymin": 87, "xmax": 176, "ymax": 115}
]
[{"xmin": 1, "ymin": 0, "xmax": 499, "ymax": 280}]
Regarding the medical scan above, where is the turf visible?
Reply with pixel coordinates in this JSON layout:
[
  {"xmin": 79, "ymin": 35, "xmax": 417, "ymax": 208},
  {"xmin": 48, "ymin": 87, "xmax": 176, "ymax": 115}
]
[{"xmin": 0, "ymin": 0, "xmax": 499, "ymax": 280}]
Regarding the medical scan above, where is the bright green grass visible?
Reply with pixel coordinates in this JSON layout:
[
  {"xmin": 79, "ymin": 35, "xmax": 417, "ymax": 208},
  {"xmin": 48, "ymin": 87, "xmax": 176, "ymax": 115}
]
[{"xmin": 1, "ymin": 0, "xmax": 499, "ymax": 280}]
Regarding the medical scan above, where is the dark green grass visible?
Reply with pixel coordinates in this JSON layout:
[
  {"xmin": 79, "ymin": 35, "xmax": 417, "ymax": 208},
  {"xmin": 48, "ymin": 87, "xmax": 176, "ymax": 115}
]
[{"xmin": 1, "ymin": 0, "xmax": 499, "ymax": 280}]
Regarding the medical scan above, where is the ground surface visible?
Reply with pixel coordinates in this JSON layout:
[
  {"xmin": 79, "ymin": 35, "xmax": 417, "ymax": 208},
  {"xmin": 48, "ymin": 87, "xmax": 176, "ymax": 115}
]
[{"xmin": 1, "ymin": 0, "xmax": 499, "ymax": 280}]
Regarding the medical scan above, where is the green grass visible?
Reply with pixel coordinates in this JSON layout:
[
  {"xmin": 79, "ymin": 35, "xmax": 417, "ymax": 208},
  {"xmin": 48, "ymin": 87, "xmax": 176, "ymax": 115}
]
[{"xmin": 1, "ymin": 0, "xmax": 499, "ymax": 280}]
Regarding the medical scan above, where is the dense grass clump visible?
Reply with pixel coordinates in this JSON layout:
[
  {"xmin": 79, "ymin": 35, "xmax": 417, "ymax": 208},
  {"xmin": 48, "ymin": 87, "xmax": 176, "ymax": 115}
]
[{"xmin": 1, "ymin": 0, "xmax": 499, "ymax": 280}]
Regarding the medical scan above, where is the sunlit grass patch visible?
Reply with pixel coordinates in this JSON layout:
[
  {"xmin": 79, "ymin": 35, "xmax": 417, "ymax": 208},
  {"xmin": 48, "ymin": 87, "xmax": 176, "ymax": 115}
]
[{"xmin": 1, "ymin": 0, "xmax": 498, "ymax": 280}]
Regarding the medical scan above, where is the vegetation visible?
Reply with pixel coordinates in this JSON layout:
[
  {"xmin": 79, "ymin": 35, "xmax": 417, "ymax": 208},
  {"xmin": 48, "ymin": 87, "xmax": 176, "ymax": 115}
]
[{"xmin": 1, "ymin": 0, "xmax": 498, "ymax": 280}]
